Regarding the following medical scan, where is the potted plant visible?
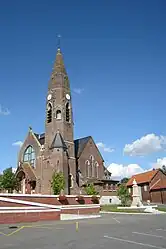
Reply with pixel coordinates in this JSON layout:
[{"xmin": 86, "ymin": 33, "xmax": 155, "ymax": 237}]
[
  {"xmin": 75, "ymin": 195, "xmax": 85, "ymax": 204},
  {"xmin": 91, "ymin": 195, "xmax": 99, "ymax": 204},
  {"xmin": 57, "ymin": 195, "xmax": 68, "ymax": 205}
]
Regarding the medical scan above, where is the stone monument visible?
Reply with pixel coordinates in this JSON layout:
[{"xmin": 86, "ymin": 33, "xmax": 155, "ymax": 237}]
[{"xmin": 131, "ymin": 179, "xmax": 143, "ymax": 207}]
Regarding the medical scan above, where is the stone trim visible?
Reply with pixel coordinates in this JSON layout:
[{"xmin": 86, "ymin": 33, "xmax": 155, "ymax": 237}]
[
  {"xmin": 0, "ymin": 197, "xmax": 60, "ymax": 209},
  {"xmin": 0, "ymin": 193, "xmax": 100, "ymax": 198},
  {"xmin": 0, "ymin": 209, "xmax": 60, "ymax": 214}
]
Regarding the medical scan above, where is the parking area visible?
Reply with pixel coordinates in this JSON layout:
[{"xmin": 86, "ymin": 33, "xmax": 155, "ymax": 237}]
[{"xmin": 0, "ymin": 213, "xmax": 166, "ymax": 249}]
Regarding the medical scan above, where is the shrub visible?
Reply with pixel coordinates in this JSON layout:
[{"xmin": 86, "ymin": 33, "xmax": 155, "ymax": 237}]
[
  {"xmin": 51, "ymin": 171, "xmax": 65, "ymax": 195},
  {"xmin": 85, "ymin": 183, "xmax": 99, "ymax": 195}
]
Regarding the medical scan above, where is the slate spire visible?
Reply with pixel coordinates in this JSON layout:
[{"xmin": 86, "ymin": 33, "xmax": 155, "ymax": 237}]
[{"xmin": 50, "ymin": 130, "xmax": 67, "ymax": 151}]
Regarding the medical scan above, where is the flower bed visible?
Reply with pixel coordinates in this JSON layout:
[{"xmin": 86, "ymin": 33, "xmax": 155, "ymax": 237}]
[{"xmin": 75, "ymin": 196, "xmax": 85, "ymax": 204}]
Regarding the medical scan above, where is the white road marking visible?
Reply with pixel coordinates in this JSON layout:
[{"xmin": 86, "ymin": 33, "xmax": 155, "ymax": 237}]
[
  {"xmin": 133, "ymin": 231, "xmax": 166, "ymax": 239},
  {"xmin": 113, "ymin": 217, "xmax": 120, "ymax": 223},
  {"xmin": 104, "ymin": 235, "xmax": 166, "ymax": 249},
  {"xmin": 157, "ymin": 229, "xmax": 166, "ymax": 232}
]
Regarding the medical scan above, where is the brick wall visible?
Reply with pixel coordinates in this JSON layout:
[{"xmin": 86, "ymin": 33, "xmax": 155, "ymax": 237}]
[
  {"xmin": 0, "ymin": 200, "xmax": 31, "ymax": 207},
  {"xmin": 0, "ymin": 210, "xmax": 60, "ymax": 224},
  {"xmin": 0, "ymin": 195, "xmax": 95, "ymax": 205},
  {"xmin": 61, "ymin": 207, "xmax": 100, "ymax": 215}
]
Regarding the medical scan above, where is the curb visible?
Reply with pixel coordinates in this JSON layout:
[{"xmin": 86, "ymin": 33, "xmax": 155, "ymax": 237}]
[{"xmin": 100, "ymin": 211, "xmax": 165, "ymax": 215}]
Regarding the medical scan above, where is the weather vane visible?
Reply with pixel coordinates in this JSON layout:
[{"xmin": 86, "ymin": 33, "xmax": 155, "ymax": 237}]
[{"xmin": 57, "ymin": 34, "xmax": 61, "ymax": 49}]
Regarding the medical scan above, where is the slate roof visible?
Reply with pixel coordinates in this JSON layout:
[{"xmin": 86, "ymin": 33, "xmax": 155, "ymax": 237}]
[
  {"xmin": 34, "ymin": 133, "xmax": 45, "ymax": 145},
  {"xmin": 34, "ymin": 133, "xmax": 101, "ymax": 159},
  {"xmin": 50, "ymin": 132, "xmax": 67, "ymax": 150},
  {"xmin": 126, "ymin": 169, "xmax": 158, "ymax": 186},
  {"xmin": 74, "ymin": 136, "xmax": 91, "ymax": 158}
]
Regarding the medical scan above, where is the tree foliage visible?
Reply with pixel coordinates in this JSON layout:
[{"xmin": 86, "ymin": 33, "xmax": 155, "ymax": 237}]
[
  {"xmin": 162, "ymin": 165, "xmax": 166, "ymax": 174},
  {"xmin": 0, "ymin": 167, "xmax": 18, "ymax": 193},
  {"xmin": 120, "ymin": 177, "xmax": 129, "ymax": 184},
  {"xmin": 85, "ymin": 183, "xmax": 99, "ymax": 195},
  {"xmin": 51, "ymin": 171, "xmax": 65, "ymax": 195},
  {"xmin": 117, "ymin": 184, "xmax": 130, "ymax": 206}
]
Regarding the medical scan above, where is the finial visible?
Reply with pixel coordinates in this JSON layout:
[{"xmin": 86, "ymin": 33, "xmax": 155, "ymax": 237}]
[
  {"xmin": 57, "ymin": 34, "xmax": 61, "ymax": 51},
  {"xmin": 29, "ymin": 126, "xmax": 32, "ymax": 132}
]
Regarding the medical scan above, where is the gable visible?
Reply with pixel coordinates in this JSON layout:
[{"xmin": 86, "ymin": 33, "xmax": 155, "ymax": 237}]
[
  {"xmin": 150, "ymin": 169, "xmax": 166, "ymax": 190},
  {"xmin": 18, "ymin": 130, "xmax": 41, "ymax": 163}
]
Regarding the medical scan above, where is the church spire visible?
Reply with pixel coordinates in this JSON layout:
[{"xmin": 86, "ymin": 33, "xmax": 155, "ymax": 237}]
[{"xmin": 53, "ymin": 48, "xmax": 66, "ymax": 74}]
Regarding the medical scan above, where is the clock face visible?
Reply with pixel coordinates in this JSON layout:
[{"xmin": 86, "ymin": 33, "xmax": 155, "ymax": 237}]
[
  {"xmin": 47, "ymin": 94, "xmax": 52, "ymax": 101},
  {"xmin": 66, "ymin": 94, "xmax": 70, "ymax": 100}
]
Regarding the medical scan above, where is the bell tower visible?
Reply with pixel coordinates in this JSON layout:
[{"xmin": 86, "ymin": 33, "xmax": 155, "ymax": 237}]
[{"xmin": 43, "ymin": 46, "xmax": 77, "ymax": 194}]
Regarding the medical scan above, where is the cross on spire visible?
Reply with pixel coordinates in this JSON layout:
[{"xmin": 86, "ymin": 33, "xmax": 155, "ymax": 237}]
[{"xmin": 57, "ymin": 34, "xmax": 61, "ymax": 50}]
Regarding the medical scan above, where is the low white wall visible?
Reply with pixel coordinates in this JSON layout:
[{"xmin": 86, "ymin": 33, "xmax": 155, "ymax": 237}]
[{"xmin": 100, "ymin": 196, "xmax": 121, "ymax": 205}]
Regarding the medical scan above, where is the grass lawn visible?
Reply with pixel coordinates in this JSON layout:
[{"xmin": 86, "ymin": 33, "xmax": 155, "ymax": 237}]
[
  {"xmin": 101, "ymin": 205, "xmax": 146, "ymax": 213},
  {"xmin": 101, "ymin": 205, "xmax": 166, "ymax": 213},
  {"xmin": 158, "ymin": 207, "xmax": 166, "ymax": 212}
]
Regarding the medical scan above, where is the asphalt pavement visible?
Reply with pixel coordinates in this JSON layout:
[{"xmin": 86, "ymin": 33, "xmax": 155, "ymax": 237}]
[{"xmin": 0, "ymin": 213, "xmax": 166, "ymax": 249}]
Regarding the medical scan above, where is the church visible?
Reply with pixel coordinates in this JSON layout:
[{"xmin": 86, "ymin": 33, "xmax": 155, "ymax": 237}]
[{"xmin": 15, "ymin": 47, "xmax": 115, "ymax": 195}]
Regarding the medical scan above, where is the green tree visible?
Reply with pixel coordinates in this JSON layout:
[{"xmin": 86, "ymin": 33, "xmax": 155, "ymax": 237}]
[
  {"xmin": 85, "ymin": 183, "xmax": 99, "ymax": 195},
  {"xmin": 0, "ymin": 167, "xmax": 18, "ymax": 193},
  {"xmin": 117, "ymin": 184, "xmax": 130, "ymax": 206},
  {"xmin": 51, "ymin": 171, "xmax": 65, "ymax": 195},
  {"xmin": 121, "ymin": 177, "xmax": 129, "ymax": 184},
  {"xmin": 162, "ymin": 165, "xmax": 166, "ymax": 174},
  {"xmin": 0, "ymin": 174, "xmax": 3, "ymax": 190}
]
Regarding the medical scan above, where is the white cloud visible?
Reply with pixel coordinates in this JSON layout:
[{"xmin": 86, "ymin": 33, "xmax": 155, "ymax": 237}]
[
  {"xmin": 152, "ymin": 157, "xmax": 166, "ymax": 169},
  {"xmin": 0, "ymin": 105, "xmax": 10, "ymax": 116},
  {"xmin": 73, "ymin": 88, "xmax": 84, "ymax": 94},
  {"xmin": 97, "ymin": 142, "xmax": 115, "ymax": 153},
  {"xmin": 107, "ymin": 163, "xmax": 144, "ymax": 179},
  {"xmin": 123, "ymin": 133, "xmax": 166, "ymax": 156},
  {"xmin": 12, "ymin": 141, "xmax": 23, "ymax": 147}
]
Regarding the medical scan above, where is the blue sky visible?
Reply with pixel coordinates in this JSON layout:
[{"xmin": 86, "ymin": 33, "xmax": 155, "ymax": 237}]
[{"xmin": 0, "ymin": 0, "xmax": 166, "ymax": 179}]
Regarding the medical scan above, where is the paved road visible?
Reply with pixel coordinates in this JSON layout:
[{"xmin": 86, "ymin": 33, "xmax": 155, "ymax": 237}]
[{"xmin": 0, "ymin": 213, "xmax": 166, "ymax": 249}]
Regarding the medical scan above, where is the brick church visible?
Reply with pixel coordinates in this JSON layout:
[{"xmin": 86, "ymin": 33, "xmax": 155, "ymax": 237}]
[{"xmin": 15, "ymin": 47, "xmax": 115, "ymax": 195}]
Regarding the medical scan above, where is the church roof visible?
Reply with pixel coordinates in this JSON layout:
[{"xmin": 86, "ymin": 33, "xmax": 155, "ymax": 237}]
[
  {"xmin": 50, "ymin": 131, "xmax": 67, "ymax": 151},
  {"xmin": 74, "ymin": 136, "xmax": 91, "ymax": 158},
  {"xmin": 34, "ymin": 133, "xmax": 45, "ymax": 145},
  {"xmin": 34, "ymin": 133, "xmax": 102, "ymax": 159},
  {"xmin": 16, "ymin": 162, "xmax": 36, "ymax": 181}
]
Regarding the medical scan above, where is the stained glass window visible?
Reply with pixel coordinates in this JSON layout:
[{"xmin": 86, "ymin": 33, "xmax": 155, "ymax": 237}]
[{"xmin": 23, "ymin": 146, "xmax": 36, "ymax": 168}]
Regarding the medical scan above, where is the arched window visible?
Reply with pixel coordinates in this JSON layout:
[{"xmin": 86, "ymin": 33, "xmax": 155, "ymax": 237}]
[
  {"xmin": 66, "ymin": 102, "xmax": 70, "ymax": 122},
  {"xmin": 56, "ymin": 110, "xmax": 61, "ymax": 120},
  {"xmin": 85, "ymin": 160, "xmax": 90, "ymax": 177},
  {"xmin": 89, "ymin": 155, "xmax": 94, "ymax": 177},
  {"xmin": 23, "ymin": 146, "xmax": 36, "ymax": 168},
  {"xmin": 95, "ymin": 162, "xmax": 99, "ymax": 178},
  {"xmin": 47, "ymin": 103, "xmax": 52, "ymax": 123}
]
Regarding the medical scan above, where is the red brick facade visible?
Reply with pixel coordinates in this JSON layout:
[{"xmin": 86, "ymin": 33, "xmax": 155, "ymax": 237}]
[{"xmin": 127, "ymin": 169, "xmax": 166, "ymax": 204}]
